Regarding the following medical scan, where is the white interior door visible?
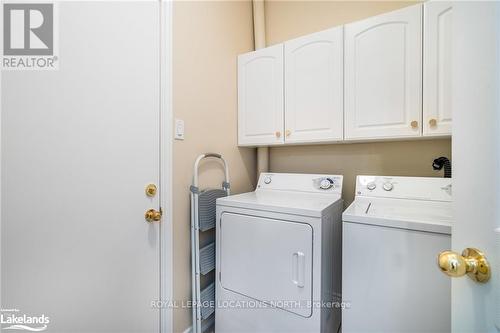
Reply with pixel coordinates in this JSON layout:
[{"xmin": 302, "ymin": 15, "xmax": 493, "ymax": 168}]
[
  {"xmin": 284, "ymin": 26, "xmax": 343, "ymax": 144},
  {"xmin": 1, "ymin": 2, "xmax": 165, "ymax": 332},
  {"xmin": 238, "ymin": 44, "xmax": 284, "ymax": 146},
  {"xmin": 450, "ymin": 2, "xmax": 499, "ymax": 332},
  {"xmin": 344, "ymin": 4, "xmax": 422, "ymax": 140}
]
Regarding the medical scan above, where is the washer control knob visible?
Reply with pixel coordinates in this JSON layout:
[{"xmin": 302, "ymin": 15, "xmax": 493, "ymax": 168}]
[
  {"xmin": 383, "ymin": 182, "xmax": 394, "ymax": 191},
  {"xmin": 263, "ymin": 176, "xmax": 272, "ymax": 185},
  {"xmin": 319, "ymin": 178, "xmax": 334, "ymax": 190},
  {"xmin": 367, "ymin": 182, "xmax": 377, "ymax": 191}
]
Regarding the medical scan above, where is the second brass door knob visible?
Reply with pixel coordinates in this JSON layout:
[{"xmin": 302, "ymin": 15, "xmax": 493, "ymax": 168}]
[
  {"xmin": 437, "ymin": 247, "xmax": 491, "ymax": 283},
  {"xmin": 145, "ymin": 208, "xmax": 162, "ymax": 223}
]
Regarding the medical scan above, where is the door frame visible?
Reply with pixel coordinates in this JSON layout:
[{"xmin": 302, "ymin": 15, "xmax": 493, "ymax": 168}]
[{"xmin": 160, "ymin": 0, "xmax": 173, "ymax": 332}]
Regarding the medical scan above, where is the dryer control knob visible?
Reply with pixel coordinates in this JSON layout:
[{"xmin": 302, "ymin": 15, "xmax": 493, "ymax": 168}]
[
  {"xmin": 264, "ymin": 176, "xmax": 272, "ymax": 184},
  {"xmin": 383, "ymin": 182, "xmax": 394, "ymax": 191},
  {"xmin": 319, "ymin": 178, "xmax": 334, "ymax": 190},
  {"xmin": 367, "ymin": 182, "xmax": 377, "ymax": 191}
]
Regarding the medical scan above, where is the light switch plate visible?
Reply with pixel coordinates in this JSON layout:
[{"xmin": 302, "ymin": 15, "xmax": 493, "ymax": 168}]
[{"xmin": 175, "ymin": 119, "xmax": 184, "ymax": 140}]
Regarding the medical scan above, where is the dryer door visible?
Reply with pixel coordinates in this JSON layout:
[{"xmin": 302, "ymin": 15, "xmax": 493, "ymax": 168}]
[{"xmin": 219, "ymin": 212, "xmax": 313, "ymax": 317}]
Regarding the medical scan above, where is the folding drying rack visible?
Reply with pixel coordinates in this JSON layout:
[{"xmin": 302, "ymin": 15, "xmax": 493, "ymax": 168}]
[{"xmin": 190, "ymin": 153, "xmax": 230, "ymax": 333}]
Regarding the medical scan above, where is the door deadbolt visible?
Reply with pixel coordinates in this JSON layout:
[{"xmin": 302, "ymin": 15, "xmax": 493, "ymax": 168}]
[{"xmin": 145, "ymin": 184, "xmax": 157, "ymax": 197}]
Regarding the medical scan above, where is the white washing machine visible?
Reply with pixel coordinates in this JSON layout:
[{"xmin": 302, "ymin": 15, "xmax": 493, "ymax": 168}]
[
  {"xmin": 342, "ymin": 176, "xmax": 452, "ymax": 333},
  {"xmin": 215, "ymin": 173, "xmax": 344, "ymax": 333}
]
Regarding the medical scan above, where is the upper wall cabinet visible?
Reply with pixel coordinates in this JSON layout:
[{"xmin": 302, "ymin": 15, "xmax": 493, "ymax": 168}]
[
  {"xmin": 344, "ymin": 5, "xmax": 423, "ymax": 140},
  {"xmin": 284, "ymin": 26, "xmax": 344, "ymax": 144},
  {"xmin": 238, "ymin": 44, "xmax": 284, "ymax": 146},
  {"xmin": 237, "ymin": 3, "xmax": 452, "ymax": 147},
  {"xmin": 423, "ymin": 2, "xmax": 452, "ymax": 136}
]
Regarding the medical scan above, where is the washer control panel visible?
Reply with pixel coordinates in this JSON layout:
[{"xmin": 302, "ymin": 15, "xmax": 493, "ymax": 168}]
[
  {"xmin": 257, "ymin": 173, "xmax": 343, "ymax": 194},
  {"xmin": 355, "ymin": 175, "xmax": 452, "ymax": 201},
  {"xmin": 362, "ymin": 177, "xmax": 396, "ymax": 193}
]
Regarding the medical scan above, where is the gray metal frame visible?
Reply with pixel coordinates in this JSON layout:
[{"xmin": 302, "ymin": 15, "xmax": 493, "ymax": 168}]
[{"xmin": 190, "ymin": 153, "xmax": 230, "ymax": 333}]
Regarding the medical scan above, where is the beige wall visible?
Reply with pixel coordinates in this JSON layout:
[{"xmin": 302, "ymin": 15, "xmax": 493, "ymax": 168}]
[
  {"xmin": 271, "ymin": 140, "xmax": 451, "ymax": 206},
  {"xmin": 172, "ymin": 1, "xmax": 256, "ymax": 332},
  {"xmin": 265, "ymin": 0, "xmax": 451, "ymax": 205},
  {"xmin": 265, "ymin": 0, "xmax": 420, "ymax": 45},
  {"xmin": 172, "ymin": 1, "xmax": 451, "ymax": 331}
]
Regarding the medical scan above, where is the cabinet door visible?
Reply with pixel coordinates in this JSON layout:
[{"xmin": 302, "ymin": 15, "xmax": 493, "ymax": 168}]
[
  {"xmin": 238, "ymin": 44, "xmax": 284, "ymax": 146},
  {"xmin": 344, "ymin": 5, "xmax": 422, "ymax": 140},
  {"xmin": 284, "ymin": 27, "xmax": 344, "ymax": 144},
  {"xmin": 423, "ymin": 2, "xmax": 452, "ymax": 136}
]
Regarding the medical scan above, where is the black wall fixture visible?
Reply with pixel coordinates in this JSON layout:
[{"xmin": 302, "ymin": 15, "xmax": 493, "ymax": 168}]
[{"xmin": 433, "ymin": 157, "xmax": 452, "ymax": 178}]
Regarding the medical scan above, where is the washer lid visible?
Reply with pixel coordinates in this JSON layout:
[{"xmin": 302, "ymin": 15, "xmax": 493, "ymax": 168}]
[
  {"xmin": 217, "ymin": 190, "xmax": 342, "ymax": 217},
  {"xmin": 342, "ymin": 197, "xmax": 452, "ymax": 234}
]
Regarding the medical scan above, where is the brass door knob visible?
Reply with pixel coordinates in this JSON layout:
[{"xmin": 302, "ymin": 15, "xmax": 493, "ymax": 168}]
[
  {"xmin": 429, "ymin": 118, "xmax": 437, "ymax": 127},
  {"xmin": 437, "ymin": 248, "xmax": 491, "ymax": 283},
  {"xmin": 145, "ymin": 208, "xmax": 162, "ymax": 223},
  {"xmin": 411, "ymin": 120, "xmax": 419, "ymax": 129},
  {"xmin": 285, "ymin": 130, "xmax": 291, "ymax": 137},
  {"xmin": 275, "ymin": 131, "xmax": 281, "ymax": 138}
]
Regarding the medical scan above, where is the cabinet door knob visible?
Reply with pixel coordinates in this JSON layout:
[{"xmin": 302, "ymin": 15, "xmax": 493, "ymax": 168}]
[
  {"xmin": 429, "ymin": 118, "xmax": 437, "ymax": 127},
  {"xmin": 275, "ymin": 131, "xmax": 281, "ymax": 138},
  {"xmin": 285, "ymin": 130, "xmax": 291, "ymax": 137},
  {"xmin": 410, "ymin": 120, "xmax": 419, "ymax": 129}
]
